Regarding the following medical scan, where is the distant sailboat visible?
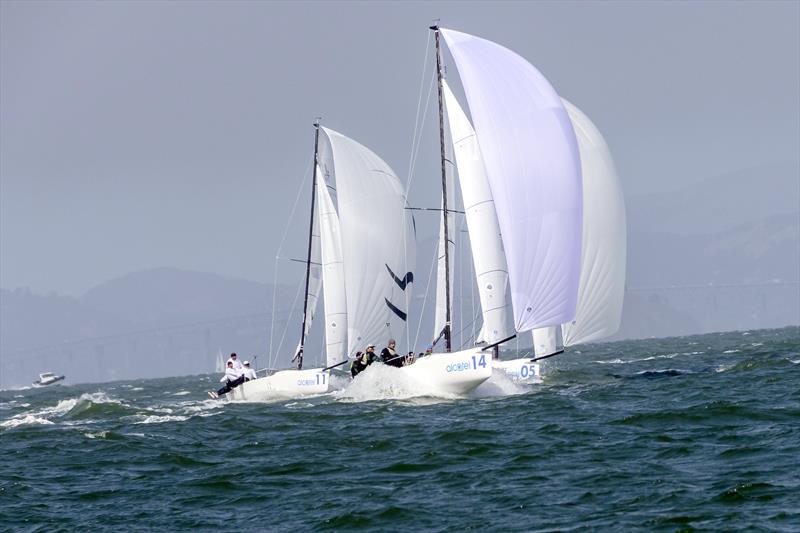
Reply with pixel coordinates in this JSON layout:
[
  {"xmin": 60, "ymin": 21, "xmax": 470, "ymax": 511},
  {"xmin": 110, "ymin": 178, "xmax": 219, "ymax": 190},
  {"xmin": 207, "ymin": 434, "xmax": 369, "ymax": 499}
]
[
  {"xmin": 418, "ymin": 26, "xmax": 583, "ymax": 385},
  {"xmin": 214, "ymin": 349, "xmax": 225, "ymax": 373}
]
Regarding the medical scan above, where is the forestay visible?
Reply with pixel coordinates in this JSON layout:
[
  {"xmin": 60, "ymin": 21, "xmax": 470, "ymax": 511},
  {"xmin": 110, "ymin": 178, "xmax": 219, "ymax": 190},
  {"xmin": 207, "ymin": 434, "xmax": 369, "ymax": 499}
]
[
  {"xmin": 319, "ymin": 127, "xmax": 415, "ymax": 355},
  {"xmin": 560, "ymin": 100, "xmax": 626, "ymax": 346},
  {"xmin": 440, "ymin": 28, "xmax": 583, "ymax": 333},
  {"xmin": 315, "ymin": 163, "xmax": 348, "ymax": 366},
  {"xmin": 442, "ymin": 80, "xmax": 513, "ymax": 345}
]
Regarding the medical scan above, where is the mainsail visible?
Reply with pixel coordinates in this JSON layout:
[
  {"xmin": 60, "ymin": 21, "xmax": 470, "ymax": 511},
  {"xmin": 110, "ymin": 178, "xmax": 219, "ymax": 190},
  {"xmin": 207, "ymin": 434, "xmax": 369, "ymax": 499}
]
[
  {"xmin": 442, "ymin": 79, "xmax": 513, "ymax": 345},
  {"xmin": 319, "ymin": 127, "xmax": 415, "ymax": 355},
  {"xmin": 295, "ymin": 192, "xmax": 322, "ymax": 359},
  {"xmin": 440, "ymin": 28, "xmax": 583, "ymax": 333},
  {"xmin": 315, "ymin": 163, "xmax": 347, "ymax": 367}
]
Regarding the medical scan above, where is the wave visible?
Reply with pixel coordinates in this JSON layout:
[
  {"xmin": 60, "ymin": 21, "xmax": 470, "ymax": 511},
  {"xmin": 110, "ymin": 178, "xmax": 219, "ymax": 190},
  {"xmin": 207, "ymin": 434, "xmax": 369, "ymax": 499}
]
[
  {"xmin": 472, "ymin": 371, "xmax": 532, "ymax": 398},
  {"xmin": 0, "ymin": 414, "xmax": 55, "ymax": 428},
  {"xmin": 594, "ymin": 353, "xmax": 682, "ymax": 365},
  {"xmin": 135, "ymin": 414, "xmax": 189, "ymax": 424}
]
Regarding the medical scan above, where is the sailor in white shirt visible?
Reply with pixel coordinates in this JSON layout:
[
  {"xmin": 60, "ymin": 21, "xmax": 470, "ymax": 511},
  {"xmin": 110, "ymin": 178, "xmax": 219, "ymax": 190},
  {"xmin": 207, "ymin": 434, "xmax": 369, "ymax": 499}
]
[
  {"xmin": 227, "ymin": 352, "xmax": 244, "ymax": 374},
  {"xmin": 209, "ymin": 361, "xmax": 245, "ymax": 398},
  {"xmin": 242, "ymin": 361, "xmax": 258, "ymax": 381}
]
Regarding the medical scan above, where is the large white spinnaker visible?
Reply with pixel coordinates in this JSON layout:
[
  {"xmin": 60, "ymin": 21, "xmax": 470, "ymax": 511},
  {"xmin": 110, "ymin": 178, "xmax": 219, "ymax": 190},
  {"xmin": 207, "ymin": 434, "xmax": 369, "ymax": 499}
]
[
  {"xmin": 319, "ymin": 127, "xmax": 415, "ymax": 355},
  {"xmin": 315, "ymin": 164, "xmax": 348, "ymax": 367},
  {"xmin": 440, "ymin": 28, "xmax": 583, "ymax": 333},
  {"xmin": 529, "ymin": 101, "xmax": 627, "ymax": 354},
  {"xmin": 560, "ymin": 99, "xmax": 626, "ymax": 346},
  {"xmin": 442, "ymin": 80, "xmax": 513, "ymax": 345}
]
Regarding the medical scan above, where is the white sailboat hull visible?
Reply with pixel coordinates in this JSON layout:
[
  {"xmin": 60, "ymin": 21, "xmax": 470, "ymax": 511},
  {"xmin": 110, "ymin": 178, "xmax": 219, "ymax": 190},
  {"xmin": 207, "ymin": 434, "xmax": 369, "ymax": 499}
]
[
  {"xmin": 493, "ymin": 358, "xmax": 541, "ymax": 382},
  {"xmin": 227, "ymin": 368, "xmax": 330, "ymax": 401},
  {"xmin": 399, "ymin": 348, "xmax": 493, "ymax": 395}
]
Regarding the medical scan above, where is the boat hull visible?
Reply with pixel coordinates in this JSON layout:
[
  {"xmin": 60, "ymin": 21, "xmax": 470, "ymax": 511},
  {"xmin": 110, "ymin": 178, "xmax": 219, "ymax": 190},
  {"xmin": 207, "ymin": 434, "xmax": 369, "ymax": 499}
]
[
  {"xmin": 399, "ymin": 348, "xmax": 493, "ymax": 395},
  {"xmin": 32, "ymin": 376, "xmax": 65, "ymax": 387},
  {"xmin": 493, "ymin": 358, "xmax": 541, "ymax": 382},
  {"xmin": 227, "ymin": 368, "xmax": 330, "ymax": 402}
]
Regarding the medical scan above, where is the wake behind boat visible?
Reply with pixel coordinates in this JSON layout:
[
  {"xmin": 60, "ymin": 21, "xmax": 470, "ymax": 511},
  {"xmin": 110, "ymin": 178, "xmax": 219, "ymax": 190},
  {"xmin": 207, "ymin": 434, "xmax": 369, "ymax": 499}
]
[{"xmin": 32, "ymin": 372, "xmax": 65, "ymax": 387}]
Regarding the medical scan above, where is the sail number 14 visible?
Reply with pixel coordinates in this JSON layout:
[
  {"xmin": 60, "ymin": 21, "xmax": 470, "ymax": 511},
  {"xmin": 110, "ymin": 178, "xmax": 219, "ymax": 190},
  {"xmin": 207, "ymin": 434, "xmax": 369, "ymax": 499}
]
[{"xmin": 447, "ymin": 354, "xmax": 487, "ymax": 373}]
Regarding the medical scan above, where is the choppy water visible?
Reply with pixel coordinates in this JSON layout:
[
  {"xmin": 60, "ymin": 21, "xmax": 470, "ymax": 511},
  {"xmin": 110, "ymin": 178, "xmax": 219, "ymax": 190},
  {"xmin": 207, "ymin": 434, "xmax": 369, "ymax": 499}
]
[{"xmin": 2, "ymin": 327, "xmax": 799, "ymax": 531}]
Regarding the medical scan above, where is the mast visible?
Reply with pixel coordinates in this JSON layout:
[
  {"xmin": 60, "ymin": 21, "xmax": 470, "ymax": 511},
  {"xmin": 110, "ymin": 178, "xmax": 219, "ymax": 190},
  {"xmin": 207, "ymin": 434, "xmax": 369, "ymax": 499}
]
[
  {"xmin": 295, "ymin": 119, "xmax": 321, "ymax": 370},
  {"xmin": 431, "ymin": 24, "xmax": 452, "ymax": 352}
]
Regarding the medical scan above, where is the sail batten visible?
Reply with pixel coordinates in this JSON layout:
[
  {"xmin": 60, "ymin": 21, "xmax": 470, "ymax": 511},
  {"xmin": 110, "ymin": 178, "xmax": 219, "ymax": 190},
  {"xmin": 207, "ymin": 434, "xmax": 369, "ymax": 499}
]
[{"xmin": 440, "ymin": 28, "xmax": 583, "ymax": 334}]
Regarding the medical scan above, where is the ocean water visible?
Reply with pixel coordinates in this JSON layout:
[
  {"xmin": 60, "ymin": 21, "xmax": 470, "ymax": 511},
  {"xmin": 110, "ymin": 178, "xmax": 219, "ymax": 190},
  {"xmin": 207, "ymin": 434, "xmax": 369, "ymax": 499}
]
[{"xmin": 1, "ymin": 326, "xmax": 799, "ymax": 531}]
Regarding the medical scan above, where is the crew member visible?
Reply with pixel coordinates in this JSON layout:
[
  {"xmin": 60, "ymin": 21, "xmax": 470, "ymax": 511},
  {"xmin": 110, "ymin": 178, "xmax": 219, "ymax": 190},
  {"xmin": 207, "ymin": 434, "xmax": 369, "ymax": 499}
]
[
  {"xmin": 351, "ymin": 345, "xmax": 378, "ymax": 378},
  {"xmin": 209, "ymin": 361, "xmax": 244, "ymax": 398},
  {"xmin": 242, "ymin": 361, "xmax": 258, "ymax": 381},
  {"xmin": 227, "ymin": 352, "xmax": 244, "ymax": 374},
  {"xmin": 381, "ymin": 339, "xmax": 403, "ymax": 368}
]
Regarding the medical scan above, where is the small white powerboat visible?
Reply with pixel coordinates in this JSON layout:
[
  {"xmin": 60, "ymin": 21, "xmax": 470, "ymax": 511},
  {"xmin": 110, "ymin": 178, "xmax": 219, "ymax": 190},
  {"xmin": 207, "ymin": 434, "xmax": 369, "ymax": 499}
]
[{"xmin": 32, "ymin": 372, "xmax": 65, "ymax": 387}]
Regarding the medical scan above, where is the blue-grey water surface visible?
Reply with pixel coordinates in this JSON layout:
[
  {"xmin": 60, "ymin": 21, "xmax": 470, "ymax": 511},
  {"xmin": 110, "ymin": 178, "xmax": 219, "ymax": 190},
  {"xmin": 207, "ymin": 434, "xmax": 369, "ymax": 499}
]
[{"xmin": 2, "ymin": 327, "xmax": 799, "ymax": 531}]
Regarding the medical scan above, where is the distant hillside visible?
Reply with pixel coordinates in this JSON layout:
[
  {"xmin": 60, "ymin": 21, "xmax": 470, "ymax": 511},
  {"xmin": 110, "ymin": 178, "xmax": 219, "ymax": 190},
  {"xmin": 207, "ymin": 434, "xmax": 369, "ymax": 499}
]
[
  {"xmin": 81, "ymin": 267, "xmax": 276, "ymax": 330},
  {"xmin": 626, "ymin": 162, "xmax": 798, "ymax": 236},
  {"xmin": 628, "ymin": 213, "xmax": 799, "ymax": 287}
]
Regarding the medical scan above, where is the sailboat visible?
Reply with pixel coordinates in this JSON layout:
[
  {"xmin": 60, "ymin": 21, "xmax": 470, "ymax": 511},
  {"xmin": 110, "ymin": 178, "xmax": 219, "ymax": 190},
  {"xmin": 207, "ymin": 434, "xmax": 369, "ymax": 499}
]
[
  {"xmin": 495, "ymin": 99, "xmax": 627, "ymax": 380},
  {"xmin": 214, "ymin": 349, "xmax": 225, "ymax": 373},
  {"xmin": 417, "ymin": 26, "xmax": 584, "ymax": 382},
  {"xmin": 228, "ymin": 121, "xmax": 415, "ymax": 401}
]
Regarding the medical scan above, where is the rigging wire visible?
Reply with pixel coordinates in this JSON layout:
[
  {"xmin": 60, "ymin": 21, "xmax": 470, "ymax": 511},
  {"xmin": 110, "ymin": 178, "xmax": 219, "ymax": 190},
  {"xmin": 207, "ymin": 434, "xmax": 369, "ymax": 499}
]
[
  {"xmin": 271, "ymin": 277, "xmax": 306, "ymax": 369},
  {"xmin": 269, "ymin": 155, "xmax": 314, "ymax": 365},
  {"xmin": 402, "ymin": 30, "xmax": 436, "ymax": 352},
  {"xmin": 412, "ymin": 241, "xmax": 439, "ymax": 351}
]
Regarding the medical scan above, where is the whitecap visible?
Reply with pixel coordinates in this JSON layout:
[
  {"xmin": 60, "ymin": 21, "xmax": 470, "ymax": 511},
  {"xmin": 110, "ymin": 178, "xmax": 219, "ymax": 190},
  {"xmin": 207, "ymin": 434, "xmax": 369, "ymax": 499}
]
[
  {"xmin": 135, "ymin": 414, "xmax": 188, "ymax": 424},
  {"xmin": 723, "ymin": 349, "xmax": 740, "ymax": 354},
  {"xmin": 171, "ymin": 391, "xmax": 191, "ymax": 396},
  {"xmin": 472, "ymin": 370, "xmax": 531, "ymax": 398},
  {"xmin": 284, "ymin": 401, "xmax": 314, "ymax": 409},
  {"xmin": 1, "ymin": 415, "xmax": 55, "ymax": 428},
  {"xmin": 84, "ymin": 431, "xmax": 109, "ymax": 439}
]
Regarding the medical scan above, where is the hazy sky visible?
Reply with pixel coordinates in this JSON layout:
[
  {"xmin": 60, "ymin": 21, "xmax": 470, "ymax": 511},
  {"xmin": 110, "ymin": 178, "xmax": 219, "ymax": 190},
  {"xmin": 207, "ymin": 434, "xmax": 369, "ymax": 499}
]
[{"xmin": 2, "ymin": 0, "xmax": 798, "ymax": 296}]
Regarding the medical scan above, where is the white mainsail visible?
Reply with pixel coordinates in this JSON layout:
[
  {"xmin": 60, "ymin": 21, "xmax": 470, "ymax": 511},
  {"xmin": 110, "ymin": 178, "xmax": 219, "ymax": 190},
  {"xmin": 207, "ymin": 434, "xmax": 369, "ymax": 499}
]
[
  {"xmin": 560, "ymin": 99, "xmax": 627, "ymax": 346},
  {"xmin": 315, "ymin": 164, "xmax": 347, "ymax": 366},
  {"xmin": 433, "ymin": 105, "xmax": 455, "ymax": 344},
  {"xmin": 295, "ymin": 193, "xmax": 323, "ymax": 358},
  {"xmin": 440, "ymin": 28, "xmax": 583, "ymax": 333},
  {"xmin": 319, "ymin": 127, "xmax": 415, "ymax": 355},
  {"xmin": 442, "ymin": 79, "xmax": 513, "ymax": 345}
]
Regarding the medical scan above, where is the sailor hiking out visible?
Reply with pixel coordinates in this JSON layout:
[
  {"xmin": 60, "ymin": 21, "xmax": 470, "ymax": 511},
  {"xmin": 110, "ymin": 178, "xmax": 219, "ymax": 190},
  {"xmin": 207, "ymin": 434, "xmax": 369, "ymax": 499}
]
[
  {"xmin": 208, "ymin": 361, "xmax": 245, "ymax": 398},
  {"xmin": 227, "ymin": 352, "xmax": 244, "ymax": 374}
]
